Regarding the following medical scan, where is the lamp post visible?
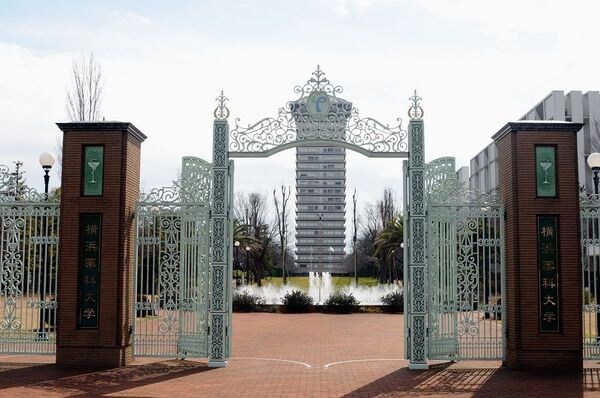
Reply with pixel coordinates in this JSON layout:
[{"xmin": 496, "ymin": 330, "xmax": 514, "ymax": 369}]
[
  {"xmin": 39, "ymin": 153, "xmax": 55, "ymax": 200},
  {"xmin": 37, "ymin": 152, "xmax": 55, "ymax": 338},
  {"xmin": 589, "ymin": 153, "xmax": 600, "ymax": 195},
  {"xmin": 588, "ymin": 153, "xmax": 600, "ymax": 341},
  {"xmin": 234, "ymin": 241, "xmax": 240, "ymax": 286},
  {"xmin": 390, "ymin": 249, "xmax": 395, "ymax": 284},
  {"xmin": 400, "ymin": 242, "xmax": 404, "ymax": 287},
  {"xmin": 245, "ymin": 246, "xmax": 251, "ymax": 285},
  {"xmin": 317, "ymin": 213, "xmax": 324, "ymax": 273}
]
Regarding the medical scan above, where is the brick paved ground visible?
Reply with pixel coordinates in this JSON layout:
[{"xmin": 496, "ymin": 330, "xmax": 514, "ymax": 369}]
[{"xmin": 0, "ymin": 313, "xmax": 598, "ymax": 397}]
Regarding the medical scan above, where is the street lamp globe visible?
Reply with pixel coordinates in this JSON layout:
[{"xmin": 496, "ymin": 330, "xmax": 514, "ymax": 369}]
[
  {"xmin": 38, "ymin": 152, "xmax": 55, "ymax": 198},
  {"xmin": 245, "ymin": 246, "xmax": 251, "ymax": 252},
  {"xmin": 588, "ymin": 153, "xmax": 600, "ymax": 170},
  {"xmin": 39, "ymin": 152, "xmax": 55, "ymax": 170},
  {"xmin": 234, "ymin": 241, "xmax": 240, "ymax": 247},
  {"xmin": 588, "ymin": 153, "xmax": 600, "ymax": 194}
]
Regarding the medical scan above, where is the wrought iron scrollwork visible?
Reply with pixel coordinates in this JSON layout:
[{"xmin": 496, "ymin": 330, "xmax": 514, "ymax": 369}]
[
  {"xmin": 293, "ymin": 64, "xmax": 342, "ymax": 99},
  {"xmin": 139, "ymin": 186, "xmax": 180, "ymax": 204},
  {"xmin": 134, "ymin": 157, "xmax": 212, "ymax": 358},
  {"xmin": 425, "ymin": 157, "xmax": 456, "ymax": 193},
  {"xmin": 427, "ymin": 165, "xmax": 504, "ymax": 360},
  {"xmin": 228, "ymin": 66, "xmax": 408, "ymax": 156},
  {"xmin": 408, "ymin": 90, "xmax": 424, "ymax": 119},
  {"xmin": 0, "ymin": 164, "xmax": 56, "ymax": 203},
  {"xmin": 214, "ymin": 91, "xmax": 230, "ymax": 120}
]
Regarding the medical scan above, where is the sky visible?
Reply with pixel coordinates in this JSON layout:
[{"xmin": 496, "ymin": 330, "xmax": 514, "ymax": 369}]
[{"xmin": 1, "ymin": 0, "xmax": 600, "ymax": 238}]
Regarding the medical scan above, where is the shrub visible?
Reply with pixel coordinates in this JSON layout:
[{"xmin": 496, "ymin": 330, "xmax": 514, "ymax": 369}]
[
  {"xmin": 381, "ymin": 290, "xmax": 404, "ymax": 313},
  {"xmin": 324, "ymin": 292, "xmax": 360, "ymax": 314},
  {"xmin": 233, "ymin": 290, "xmax": 265, "ymax": 312},
  {"xmin": 282, "ymin": 289, "xmax": 313, "ymax": 313},
  {"xmin": 584, "ymin": 288, "xmax": 592, "ymax": 306}
]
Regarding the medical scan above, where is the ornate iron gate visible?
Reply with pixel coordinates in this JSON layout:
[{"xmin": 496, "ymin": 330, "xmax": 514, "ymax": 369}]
[
  {"xmin": 0, "ymin": 165, "xmax": 59, "ymax": 354},
  {"xmin": 133, "ymin": 157, "xmax": 211, "ymax": 357},
  {"xmin": 426, "ymin": 176, "xmax": 505, "ymax": 360},
  {"xmin": 581, "ymin": 194, "xmax": 600, "ymax": 359}
]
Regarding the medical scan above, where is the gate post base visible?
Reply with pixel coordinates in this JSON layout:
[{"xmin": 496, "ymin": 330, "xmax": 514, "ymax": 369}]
[
  {"xmin": 55, "ymin": 122, "xmax": 146, "ymax": 370},
  {"xmin": 494, "ymin": 122, "xmax": 583, "ymax": 372},
  {"xmin": 208, "ymin": 360, "xmax": 228, "ymax": 368},
  {"xmin": 57, "ymin": 346, "xmax": 133, "ymax": 369},
  {"xmin": 408, "ymin": 362, "xmax": 429, "ymax": 370}
]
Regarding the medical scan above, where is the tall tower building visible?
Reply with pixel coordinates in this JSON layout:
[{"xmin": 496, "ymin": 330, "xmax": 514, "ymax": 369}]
[
  {"xmin": 295, "ymin": 145, "xmax": 346, "ymax": 273},
  {"xmin": 290, "ymin": 94, "xmax": 350, "ymax": 274}
]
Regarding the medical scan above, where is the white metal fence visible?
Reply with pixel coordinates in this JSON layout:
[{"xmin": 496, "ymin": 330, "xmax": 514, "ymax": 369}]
[
  {"xmin": 0, "ymin": 165, "xmax": 59, "ymax": 355},
  {"xmin": 581, "ymin": 194, "xmax": 600, "ymax": 359}
]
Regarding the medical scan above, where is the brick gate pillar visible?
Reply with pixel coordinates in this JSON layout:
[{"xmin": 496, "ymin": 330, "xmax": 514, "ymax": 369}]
[
  {"xmin": 494, "ymin": 121, "xmax": 583, "ymax": 371},
  {"xmin": 55, "ymin": 122, "xmax": 147, "ymax": 368}
]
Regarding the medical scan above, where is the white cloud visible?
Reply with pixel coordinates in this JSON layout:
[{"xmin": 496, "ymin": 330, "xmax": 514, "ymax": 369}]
[
  {"xmin": 328, "ymin": 0, "xmax": 391, "ymax": 15},
  {"xmin": 110, "ymin": 10, "xmax": 152, "ymax": 27},
  {"xmin": 413, "ymin": 0, "xmax": 600, "ymax": 41},
  {"xmin": 2, "ymin": 1, "xmax": 600, "ymax": 239}
]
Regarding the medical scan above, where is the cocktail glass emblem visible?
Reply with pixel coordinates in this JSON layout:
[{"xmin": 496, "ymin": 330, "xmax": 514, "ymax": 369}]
[
  {"xmin": 88, "ymin": 159, "xmax": 100, "ymax": 183},
  {"xmin": 539, "ymin": 159, "xmax": 552, "ymax": 184}
]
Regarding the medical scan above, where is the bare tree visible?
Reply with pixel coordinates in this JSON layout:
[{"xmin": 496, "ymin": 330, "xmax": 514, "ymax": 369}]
[
  {"xmin": 591, "ymin": 119, "xmax": 600, "ymax": 153},
  {"xmin": 54, "ymin": 136, "xmax": 63, "ymax": 179},
  {"xmin": 66, "ymin": 53, "xmax": 104, "ymax": 121},
  {"xmin": 234, "ymin": 191, "xmax": 273, "ymax": 286},
  {"xmin": 354, "ymin": 188, "xmax": 399, "ymax": 282},
  {"xmin": 273, "ymin": 185, "xmax": 291, "ymax": 284},
  {"xmin": 355, "ymin": 202, "xmax": 381, "ymax": 277},
  {"xmin": 377, "ymin": 188, "xmax": 397, "ymax": 228},
  {"xmin": 375, "ymin": 188, "xmax": 399, "ymax": 282}
]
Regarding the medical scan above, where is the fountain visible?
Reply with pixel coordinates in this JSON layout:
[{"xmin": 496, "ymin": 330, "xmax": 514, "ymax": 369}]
[
  {"xmin": 235, "ymin": 271, "xmax": 403, "ymax": 305},
  {"xmin": 307, "ymin": 272, "xmax": 333, "ymax": 304}
]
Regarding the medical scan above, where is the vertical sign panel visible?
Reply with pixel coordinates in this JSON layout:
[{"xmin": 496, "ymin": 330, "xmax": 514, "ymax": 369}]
[
  {"xmin": 83, "ymin": 146, "xmax": 104, "ymax": 196},
  {"xmin": 538, "ymin": 216, "xmax": 559, "ymax": 332},
  {"xmin": 536, "ymin": 146, "xmax": 556, "ymax": 197},
  {"xmin": 78, "ymin": 213, "xmax": 102, "ymax": 329}
]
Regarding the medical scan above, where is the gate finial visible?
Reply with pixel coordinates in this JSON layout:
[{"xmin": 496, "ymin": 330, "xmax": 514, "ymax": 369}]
[
  {"xmin": 214, "ymin": 90, "xmax": 230, "ymax": 120},
  {"xmin": 408, "ymin": 90, "xmax": 424, "ymax": 119},
  {"xmin": 294, "ymin": 65, "xmax": 343, "ymax": 98}
]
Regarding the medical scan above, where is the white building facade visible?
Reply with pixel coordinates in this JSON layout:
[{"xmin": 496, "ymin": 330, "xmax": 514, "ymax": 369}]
[{"xmin": 468, "ymin": 90, "xmax": 600, "ymax": 193}]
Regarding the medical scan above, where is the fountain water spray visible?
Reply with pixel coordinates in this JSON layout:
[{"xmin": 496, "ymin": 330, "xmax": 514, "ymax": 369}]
[{"xmin": 235, "ymin": 272, "xmax": 402, "ymax": 305}]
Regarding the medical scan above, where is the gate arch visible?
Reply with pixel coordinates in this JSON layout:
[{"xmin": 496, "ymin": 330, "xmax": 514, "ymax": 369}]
[{"xmin": 208, "ymin": 67, "xmax": 427, "ymax": 369}]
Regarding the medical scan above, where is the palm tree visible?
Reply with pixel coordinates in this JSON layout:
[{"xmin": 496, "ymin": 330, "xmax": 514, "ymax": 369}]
[{"xmin": 374, "ymin": 215, "xmax": 404, "ymax": 283}]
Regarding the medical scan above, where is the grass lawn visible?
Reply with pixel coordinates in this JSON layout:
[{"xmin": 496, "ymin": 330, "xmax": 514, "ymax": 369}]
[{"xmin": 262, "ymin": 276, "xmax": 379, "ymax": 291}]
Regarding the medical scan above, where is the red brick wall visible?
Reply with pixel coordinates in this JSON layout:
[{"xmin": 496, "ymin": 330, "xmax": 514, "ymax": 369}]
[
  {"xmin": 497, "ymin": 128, "xmax": 582, "ymax": 370},
  {"xmin": 56, "ymin": 125, "xmax": 142, "ymax": 368}
]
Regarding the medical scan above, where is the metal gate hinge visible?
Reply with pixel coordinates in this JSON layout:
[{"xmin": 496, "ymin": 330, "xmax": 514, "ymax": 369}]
[
  {"xmin": 226, "ymin": 326, "xmax": 228, "ymax": 336},
  {"xmin": 208, "ymin": 325, "xmax": 210, "ymax": 335}
]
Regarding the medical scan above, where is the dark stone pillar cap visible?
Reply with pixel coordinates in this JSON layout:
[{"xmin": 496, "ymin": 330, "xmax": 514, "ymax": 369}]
[
  {"xmin": 56, "ymin": 121, "xmax": 147, "ymax": 142},
  {"xmin": 492, "ymin": 121, "xmax": 584, "ymax": 141}
]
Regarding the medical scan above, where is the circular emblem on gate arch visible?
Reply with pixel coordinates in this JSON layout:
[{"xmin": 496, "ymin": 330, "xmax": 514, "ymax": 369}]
[{"xmin": 307, "ymin": 91, "xmax": 331, "ymax": 118}]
